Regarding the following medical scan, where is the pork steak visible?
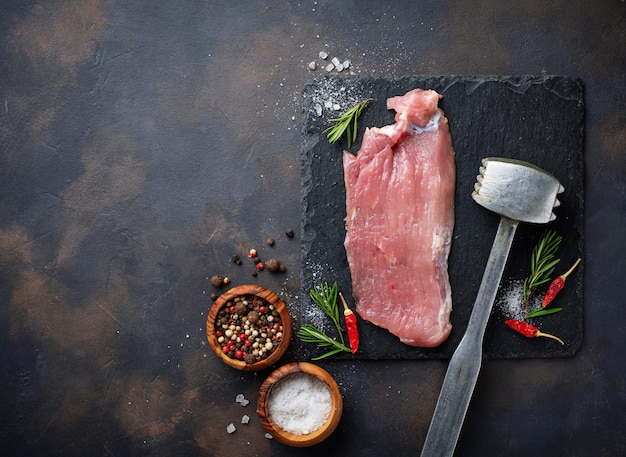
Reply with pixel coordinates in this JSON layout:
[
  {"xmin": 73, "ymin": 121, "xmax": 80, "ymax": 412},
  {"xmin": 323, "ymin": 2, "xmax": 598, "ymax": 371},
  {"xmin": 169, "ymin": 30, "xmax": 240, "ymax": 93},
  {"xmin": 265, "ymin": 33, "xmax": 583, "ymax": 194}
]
[{"xmin": 342, "ymin": 88, "xmax": 456, "ymax": 347}]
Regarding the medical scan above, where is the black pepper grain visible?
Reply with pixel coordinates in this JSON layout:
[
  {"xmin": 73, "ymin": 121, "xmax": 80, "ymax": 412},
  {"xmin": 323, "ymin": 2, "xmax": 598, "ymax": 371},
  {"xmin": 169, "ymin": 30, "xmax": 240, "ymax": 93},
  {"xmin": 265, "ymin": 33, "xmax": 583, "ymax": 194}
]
[{"xmin": 286, "ymin": 229, "xmax": 294, "ymax": 238}]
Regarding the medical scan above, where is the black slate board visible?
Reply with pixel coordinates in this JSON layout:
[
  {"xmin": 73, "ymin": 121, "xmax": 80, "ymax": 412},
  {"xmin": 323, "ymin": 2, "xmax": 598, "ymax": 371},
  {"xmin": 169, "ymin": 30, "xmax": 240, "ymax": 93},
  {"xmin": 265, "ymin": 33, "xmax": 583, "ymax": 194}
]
[{"xmin": 297, "ymin": 75, "xmax": 584, "ymax": 360}]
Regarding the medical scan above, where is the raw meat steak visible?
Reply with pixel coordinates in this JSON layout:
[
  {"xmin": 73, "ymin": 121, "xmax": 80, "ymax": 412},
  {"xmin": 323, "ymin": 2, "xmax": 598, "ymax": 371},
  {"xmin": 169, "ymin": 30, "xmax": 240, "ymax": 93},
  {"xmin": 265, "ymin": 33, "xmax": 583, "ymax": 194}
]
[{"xmin": 342, "ymin": 89, "xmax": 455, "ymax": 347}]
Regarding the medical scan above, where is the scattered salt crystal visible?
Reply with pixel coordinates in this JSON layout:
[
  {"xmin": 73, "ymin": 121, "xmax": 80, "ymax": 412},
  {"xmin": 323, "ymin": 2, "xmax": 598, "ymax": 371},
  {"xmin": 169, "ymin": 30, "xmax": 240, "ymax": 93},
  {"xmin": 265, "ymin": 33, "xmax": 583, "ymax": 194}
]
[
  {"xmin": 308, "ymin": 61, "xmax": 317, "ymax": 70},
  {"xmin": 343, "ymin": 60, "xmax": 350, "ymax": 69},
  {"xmin": 335, "ymin": 63, "xmax": 344, "ymax": 72},
  {"xmin": 267, "ymin": 372, "xmax": 332, "ymax": 435},
  {"xmin": 235, "ymin": 393, "xmax": 249, "ymax": 406},
  {"xmin": 325, "ymin": 63, "xmax": 334, "ymax": 72},
  {"xmin": 265, "ymin": 433, "xmax": 274, "ymax": 439},
  {"xmin": 319, "ymin": 51, "xmax": 328, "ymax": 59},
  {"xmin": 495, "ymin": 279, "xmax": 536, "ymax": 321},
  {"xmin": 306, "ymin": 79, "xmax": 363, "ymax": 119},
  {"xmin": 241, "ymin": 414, "xmax": 250, "ymax": 424},
  {"xmin": 331, "ymin": 57, "xmax": 341, "ymax": 66},
  {"xmin": 332, "ymin": 103, "xmax": 341, "ymax": 111},
  {"xmin": 226, "ymin": 423, "xmax": 236, "ymax": 434}
]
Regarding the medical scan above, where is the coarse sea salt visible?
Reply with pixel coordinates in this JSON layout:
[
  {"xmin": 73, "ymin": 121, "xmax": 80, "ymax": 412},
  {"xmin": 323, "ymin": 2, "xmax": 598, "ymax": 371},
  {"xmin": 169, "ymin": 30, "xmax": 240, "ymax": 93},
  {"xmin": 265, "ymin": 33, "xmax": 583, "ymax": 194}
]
[
  {"xmin": 267, "ymin": 372, "xmax": 332, "ymax": 435},
  {"xmin": 495, "ymin": 279, "xmax": 542, "ymax": 321},
  {"xmin": 235, "ymin": 393, "xmax": 249, "ymax": 406}
]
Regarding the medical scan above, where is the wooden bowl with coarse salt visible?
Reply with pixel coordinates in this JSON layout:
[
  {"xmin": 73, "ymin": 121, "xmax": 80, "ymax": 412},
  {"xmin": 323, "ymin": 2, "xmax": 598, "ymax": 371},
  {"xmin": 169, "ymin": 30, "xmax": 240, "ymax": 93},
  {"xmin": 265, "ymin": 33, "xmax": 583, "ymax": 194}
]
[
  {"xmin": 206, "ymin": 284, "xmax": 292, "ymax": 371},
  {"xmin": 257, "ymin": 362, "xmax": 343, "ymax": 447}
]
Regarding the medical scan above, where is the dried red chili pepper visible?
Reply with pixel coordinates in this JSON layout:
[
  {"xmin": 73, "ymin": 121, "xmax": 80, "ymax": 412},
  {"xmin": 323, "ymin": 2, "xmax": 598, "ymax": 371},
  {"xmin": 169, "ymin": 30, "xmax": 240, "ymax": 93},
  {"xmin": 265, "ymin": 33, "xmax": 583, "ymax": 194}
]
[
  {"xmin": 339, "ymin": 292, "xmax": 359, "ymax": 354},
  {"xmin": 541, "ymin": 258, "xmax": 581, "ymax": 308},
  {"xmin": 504, "ymin": 319, "xmax": 564, "ymax": 345}
]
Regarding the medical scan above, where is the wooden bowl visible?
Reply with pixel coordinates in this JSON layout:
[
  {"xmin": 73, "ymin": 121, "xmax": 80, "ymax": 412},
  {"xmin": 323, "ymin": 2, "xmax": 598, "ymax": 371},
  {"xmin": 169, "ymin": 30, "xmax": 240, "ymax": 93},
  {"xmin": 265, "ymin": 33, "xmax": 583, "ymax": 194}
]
[
  {"xmin": 206, "ymin": 284, "xmax": 291, "ymax": 371},
  {"xmin": 257, "ymin": 362, "xmax": 343, "ymax": 447}
]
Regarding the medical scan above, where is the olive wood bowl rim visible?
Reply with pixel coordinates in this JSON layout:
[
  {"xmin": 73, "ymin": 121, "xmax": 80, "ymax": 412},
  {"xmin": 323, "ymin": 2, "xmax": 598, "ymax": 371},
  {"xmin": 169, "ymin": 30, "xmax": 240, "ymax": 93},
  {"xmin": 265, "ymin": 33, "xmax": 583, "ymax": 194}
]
[
  {"xmin": 205, "ymin": 284, "xmax": 292, "ymax": 371},
  {"xmin": 257, "ymin": 361, "xmax": 343, "ymax": 447}
]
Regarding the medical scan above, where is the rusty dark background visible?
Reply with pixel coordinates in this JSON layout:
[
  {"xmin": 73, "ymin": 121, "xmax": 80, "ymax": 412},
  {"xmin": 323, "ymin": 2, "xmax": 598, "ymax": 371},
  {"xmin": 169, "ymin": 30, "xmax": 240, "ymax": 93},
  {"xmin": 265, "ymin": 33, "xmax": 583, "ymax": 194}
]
[{"xmin": 1, "ymin": 1, "xmax": 624, "ymax": 456}]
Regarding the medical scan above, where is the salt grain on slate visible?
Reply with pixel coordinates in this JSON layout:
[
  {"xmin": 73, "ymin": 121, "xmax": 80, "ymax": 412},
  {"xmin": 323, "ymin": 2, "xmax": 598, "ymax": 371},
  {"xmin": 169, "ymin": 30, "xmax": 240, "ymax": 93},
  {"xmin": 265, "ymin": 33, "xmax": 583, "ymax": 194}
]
[
  {"xmin": 226, "ymin": 423, "xmax": 236, "ymax": 434},
  {"xmin": 495, "ymin": 279, "xmax": 537, "ymax": 321},
  {"xmin": 235, "ymin": 393, "xmax": 249, "ymax": 406},
  {"xmin": 306, "ymin": 77, "xmax": 363, "ymax": 119}
]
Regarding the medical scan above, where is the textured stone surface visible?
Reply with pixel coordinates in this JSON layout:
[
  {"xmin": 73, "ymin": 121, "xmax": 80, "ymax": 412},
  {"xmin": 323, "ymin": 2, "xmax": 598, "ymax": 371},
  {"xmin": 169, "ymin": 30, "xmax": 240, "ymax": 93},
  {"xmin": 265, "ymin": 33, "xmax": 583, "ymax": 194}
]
[{"xmin": 300, "ymin": 75, "xmax": 584, "ymax": 359}]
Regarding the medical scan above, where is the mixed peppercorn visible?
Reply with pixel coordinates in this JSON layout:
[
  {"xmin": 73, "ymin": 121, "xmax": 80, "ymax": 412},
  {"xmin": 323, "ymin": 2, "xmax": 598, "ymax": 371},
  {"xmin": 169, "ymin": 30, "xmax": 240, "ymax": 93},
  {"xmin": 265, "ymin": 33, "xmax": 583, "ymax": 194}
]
[{"xmin": 215, "ymin": 294, "xmax": 284, "ymax": 364}]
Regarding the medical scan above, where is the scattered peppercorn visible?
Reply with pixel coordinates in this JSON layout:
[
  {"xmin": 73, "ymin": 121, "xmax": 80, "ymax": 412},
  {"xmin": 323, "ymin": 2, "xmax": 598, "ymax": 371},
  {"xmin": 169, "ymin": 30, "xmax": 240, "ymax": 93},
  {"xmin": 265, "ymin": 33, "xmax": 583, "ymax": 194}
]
[
  {"xmin": 211, "ymin": 275, "xmax": 225, "ymax": 288},
  {"xmin": 286, "ymin": 229, "xmax": 294, "ymax": 238},
  {"xmin": 232, "ymin": 255, "xmax": 242, "ymax": 265},
  {"xmin": 265, "ymin": 258, "xmax": 282, "ymax": 272},
  {"xmin": 210, "ymin": 293, "xmax": 218, "ymax": 301},
  {"xmin": 223, "ymin": 277, "xmax": 230, "ymax": 285},
  {"xmin": 248, "ymin": 248, "xmax": 257, "ymax": 258},
  {"xmin": 267, "ymin": 238, "xmax": 275, "ymax": 246},
  {"xmin": 256, "ymin": 262, "xmax": 265, "ymax": 271}
]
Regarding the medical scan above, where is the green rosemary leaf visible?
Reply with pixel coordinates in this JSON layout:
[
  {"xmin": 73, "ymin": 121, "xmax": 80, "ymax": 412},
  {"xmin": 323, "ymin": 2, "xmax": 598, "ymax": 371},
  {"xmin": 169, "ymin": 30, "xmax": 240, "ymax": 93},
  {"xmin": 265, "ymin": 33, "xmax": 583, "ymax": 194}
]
[
  {"xmin": 311, "ymin": 348, "xmax": 345, "ymax": 361},
  {"xmin": 323, "ymin": 99, "xmax": 372, "ymax": 148},
  {"xmin": 525, "ymin": 307, "xmax": 563, "ymax": 318}
]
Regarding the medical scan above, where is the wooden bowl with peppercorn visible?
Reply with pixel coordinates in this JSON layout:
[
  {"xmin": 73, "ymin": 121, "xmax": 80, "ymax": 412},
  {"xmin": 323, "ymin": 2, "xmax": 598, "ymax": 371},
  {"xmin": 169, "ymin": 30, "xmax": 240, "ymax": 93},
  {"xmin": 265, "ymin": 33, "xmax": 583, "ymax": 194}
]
[
  {"xmin": 257, "ymin": 362, "xmax": 343, "ymax": 447},
  {"xmin": 206, "ymin": 284, "xmax": 292, "ymax": 371}
]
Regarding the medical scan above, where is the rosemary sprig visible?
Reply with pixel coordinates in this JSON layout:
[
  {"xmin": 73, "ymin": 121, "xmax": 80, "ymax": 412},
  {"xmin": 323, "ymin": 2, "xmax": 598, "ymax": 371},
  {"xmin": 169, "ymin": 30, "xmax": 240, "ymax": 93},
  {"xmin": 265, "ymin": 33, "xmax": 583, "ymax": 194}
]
[
  {"xmin": 323, "ymin": 98, "xmax": 372, "ymax": 148},
  {"xmin": 299, "ymin": 282, "xmax": 353, "ymax": 359},
  {"xmin": 309, "ymin": 281, "xmax": 344, "ymax": 345},
  {"xmin": 297, "ymin": 325, "xmax": 351, "ymax": 360},
  {"xmin": 523, "ymin": 229, "xmax": 562, "ymax": 311},
  {"xmin": 525, "ymin": 307, "xmax": 563, "ymax": 319}
]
